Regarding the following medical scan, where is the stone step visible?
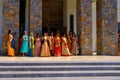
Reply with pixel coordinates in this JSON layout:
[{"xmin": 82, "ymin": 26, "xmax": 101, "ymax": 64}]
[
  {"xmin": 0, "ymin": 77, "xmax": 120, "ymax": 80},
  {"xmin": 0, "ymin": 62, "xmax": 120, "ymax": 78},
  {"xmin": 0, "ymin": 65, "xmax": 120, "ymax": 68},
  {"xmin": 0, "ymin": 73, "xmax": 120, "ymax": 78},
  {"xmin": 0, "ymin": 67, "xmax": 120, "ymax": 71},
  {"xmin": 0, "ymin": 71, "xmax": 120, "ymax": 74},
  {"xmin": 0, "ymin": 62, "xmax": 120, "ymax": 66}
]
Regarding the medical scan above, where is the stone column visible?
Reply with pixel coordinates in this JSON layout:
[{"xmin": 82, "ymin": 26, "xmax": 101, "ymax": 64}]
[
  {"xmin": 25, "ymin": 0, "xmax": 30, "ymax": 33},
  {"xmin": 30, "ymin": 0, "xmax": 42, "ymax": 35},
  {"xmin": 0, "ymin": 0, "xmax": 2, "ymax": 54},
  {"xmin": 97, "ymin": 0, "xmax": 118, "ymax": 55},
  {"xmin": 2, "ymin": 0, "xmax": 19, "ymax": 55},
  {"xmin": 77, "ymin": 0, "xmax": 93, "ymax": 55}
]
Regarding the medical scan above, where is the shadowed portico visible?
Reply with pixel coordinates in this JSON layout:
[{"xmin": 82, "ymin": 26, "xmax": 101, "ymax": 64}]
[{"xmin": 0, "ymin": 0, "xmax": 118, "ymax": 56}]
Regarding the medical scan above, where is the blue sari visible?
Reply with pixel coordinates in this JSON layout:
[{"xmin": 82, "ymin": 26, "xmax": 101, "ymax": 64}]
[
  {"xmin": 20, "ymin": 35, "xmax": 29, "ymax": 54},
  {"xmin": 11, "ymin": 38, "xmax": 15, "ymax": 49}
]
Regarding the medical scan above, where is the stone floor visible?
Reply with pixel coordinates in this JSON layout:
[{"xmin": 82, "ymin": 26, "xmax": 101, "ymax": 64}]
[{"xmin": 0, "ymin": 56, "xmax": 120, "ymax": 62}]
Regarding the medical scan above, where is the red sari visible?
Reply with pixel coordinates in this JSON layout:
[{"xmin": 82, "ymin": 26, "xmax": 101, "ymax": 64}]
[{"xmin": 54, "ymin": 37, "xmax": 61, "ymax": 56}]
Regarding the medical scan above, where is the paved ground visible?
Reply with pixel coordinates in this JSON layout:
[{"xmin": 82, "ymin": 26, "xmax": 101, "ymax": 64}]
[{"xmin": 0, "ymin": 56, "xmax": 120, "ymax": 62}]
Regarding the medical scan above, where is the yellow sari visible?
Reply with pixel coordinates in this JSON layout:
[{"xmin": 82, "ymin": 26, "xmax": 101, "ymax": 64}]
[{"xmin": 7, "ymin": 34, "xmax": 15, "ymax": 57}]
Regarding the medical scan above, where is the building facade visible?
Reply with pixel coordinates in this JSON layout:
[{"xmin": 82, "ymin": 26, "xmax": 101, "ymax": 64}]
[{"xmin": 0, "ymin": 0, "xmax": 119, "ymax": 56}]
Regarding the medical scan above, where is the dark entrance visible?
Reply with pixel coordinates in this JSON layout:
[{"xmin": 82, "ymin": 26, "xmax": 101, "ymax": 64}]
[
  {"xmin": 42, "ymin": 0, "xmax": 66, "ymax": 34},
  {"xmin": 19, "ymin": 0, "xmax": 26, "ymax": 37},
  {"xmin": 19, "ymin": 0, "xmax": 26, "ymax": 55},
  {"xmin": 70, "ymin": 15, "xmax": 74, "ymax": 32}
]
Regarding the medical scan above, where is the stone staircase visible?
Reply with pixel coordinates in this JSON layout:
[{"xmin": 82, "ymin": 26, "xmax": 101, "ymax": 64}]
[{"xmin": 0, "ymin": 61, "xmax": 120, "ymax": 80}]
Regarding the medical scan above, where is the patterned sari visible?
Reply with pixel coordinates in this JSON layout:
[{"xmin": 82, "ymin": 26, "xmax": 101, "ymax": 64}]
[
  {"xmin": 72, "ymin": 36, "xmax": 79, "ymax": 55},
  {"xmin": 61, "ymin": 37, "xmax": 71, "ymax": 56},
  {"xmin": 40, "ymin": 36, "xmax": 51, "ymax": 57}
]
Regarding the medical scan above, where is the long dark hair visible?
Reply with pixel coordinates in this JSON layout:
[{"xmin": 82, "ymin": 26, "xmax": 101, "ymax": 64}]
[
  {"xmin": 36, "ymin": 33, "xmax": 40, "ymax": 37},
  {"xmin": 8, "ymin": 30, "xmax": 11, "ymax": 35}
]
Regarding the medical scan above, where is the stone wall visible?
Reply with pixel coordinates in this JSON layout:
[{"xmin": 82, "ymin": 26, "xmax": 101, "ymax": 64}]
[
  {"xmin": 77, "ymin": 0, "xmax": 92, "ymax": 55},
  {"xmin": 0, "ymin": 0, "xmax": 3, "ymax": 54},
  {"xmin": 2, "ymin": 0, "xmax": 19, "ymax": 54},
  {"xmin": 30, "ymin": 0, "xmax": 42, "ymax": 35},
  {"xmin": 97, "ymin": 0, "xmax": 118, "ymax": 55}
]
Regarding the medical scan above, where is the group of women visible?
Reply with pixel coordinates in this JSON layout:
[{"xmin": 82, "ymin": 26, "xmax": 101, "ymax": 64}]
[{"xmin": 7, "ymin": 30, "xmax": 79, "ymax": 57}]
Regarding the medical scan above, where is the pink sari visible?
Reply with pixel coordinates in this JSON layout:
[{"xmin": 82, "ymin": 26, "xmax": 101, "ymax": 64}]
[{"xmin": 34, "ymin": 37, "xmax": 41, "ymax": 56}]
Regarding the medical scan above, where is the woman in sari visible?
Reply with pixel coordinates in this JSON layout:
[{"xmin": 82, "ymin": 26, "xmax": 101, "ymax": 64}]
[
  {"xmin": 72, "ymin": 33, "xmax": 79, "ymax": 55},
  {"xmin": 29, "ymin": 32, "xmax": 35, "ymax": 57},
  {"xmin": 7, "ymin": 30, "xmax": 15, "ymax": 57},
  {"xmin": 67, "ymin": 31, "xmax": 73, "ymax": 53},
  {"xmin": 48, "ymin": 32, "xmax": 54, "ymax": 56},
  {"xmin": 54, "ymin": 33, "xmax": 61, "ymax": 57},
  {"xmin": 61, "ymin": 34, "xmax": 71, "ymax": 56},
  {"xmin": 19, "ymin": 36, "xmax": 23, "ymax": 56},
  {"xmin": 20, "ymin": 31, "xmax": 29, "ymax": 56},
  {"xmin": 40, "ymin": 33, "xmax": 51, "ymax": 57},
  {"xmin": 34, "ymin": 33, "xmax": 41, "ymax": 57}
]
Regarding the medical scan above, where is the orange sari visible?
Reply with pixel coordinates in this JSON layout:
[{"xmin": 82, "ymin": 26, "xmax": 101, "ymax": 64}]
[{"xmin": 7, "ymin": 34, "xmax": 15, "ymax": 57}]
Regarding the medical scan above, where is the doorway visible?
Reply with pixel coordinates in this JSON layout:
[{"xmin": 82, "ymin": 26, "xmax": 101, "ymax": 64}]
[
  {"xmin": 70, "ymin": 15, "xmax": 74, "ymax": 32},
  {"xmin": 19, "ymin": 0, "xmax": 26, "ymax": 37},
  {"xmin": 42, "ymin": 0, "xmax": 64, "ymax": 34},
  {"xmin": 19, "ymin": 0, "xmax": 30, "ymax": 36}
]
